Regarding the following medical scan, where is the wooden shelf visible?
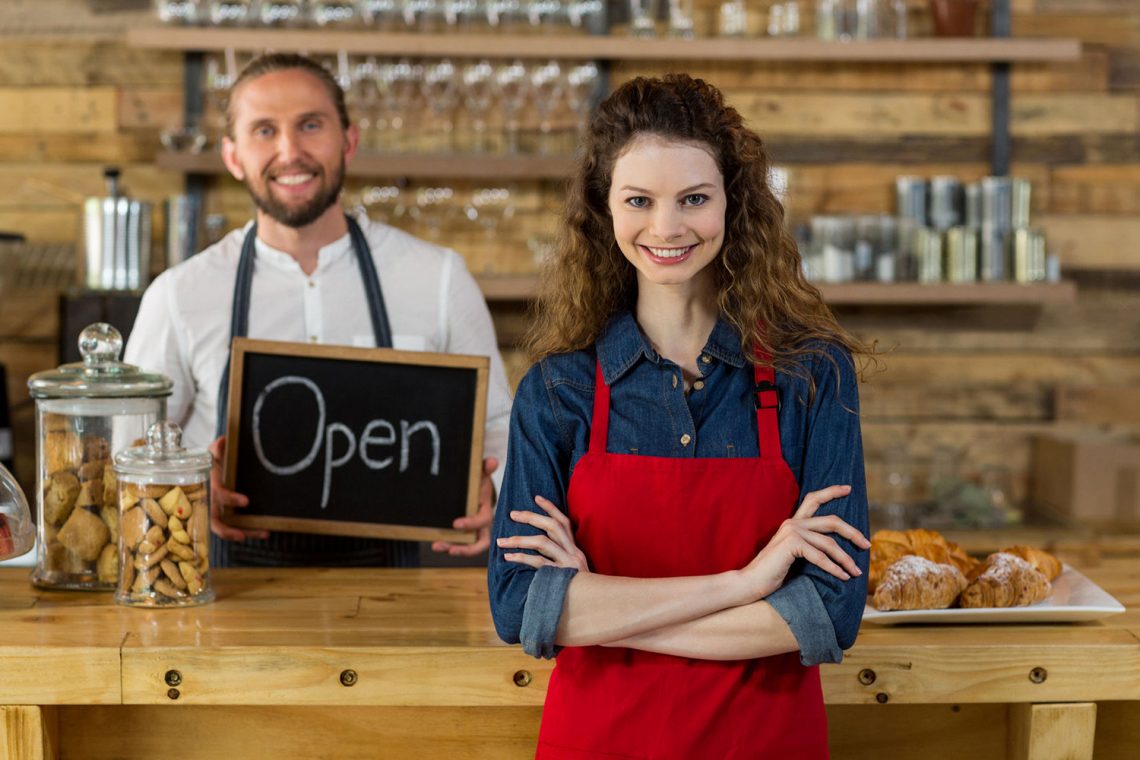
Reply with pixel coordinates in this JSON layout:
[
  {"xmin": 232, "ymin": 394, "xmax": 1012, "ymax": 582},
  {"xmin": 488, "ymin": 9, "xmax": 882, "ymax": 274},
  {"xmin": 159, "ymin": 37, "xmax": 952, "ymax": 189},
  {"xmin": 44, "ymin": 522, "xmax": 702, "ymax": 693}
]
[
  {"xmin": 474, "ymin": 276, "xmax": 1077, "ymax": 304},
  {"xmin": 127, "ymin": 27, "xmax": 1081, "ymax": 62},
  {"xmin": 157, "ymin": 150, "xmax": 574, "ymax": 179}
]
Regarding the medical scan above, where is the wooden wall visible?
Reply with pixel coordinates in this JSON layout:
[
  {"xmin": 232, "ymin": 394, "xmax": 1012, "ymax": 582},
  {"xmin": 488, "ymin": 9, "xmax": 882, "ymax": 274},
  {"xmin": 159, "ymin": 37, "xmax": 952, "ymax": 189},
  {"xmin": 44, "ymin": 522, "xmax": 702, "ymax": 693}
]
[{"xmin": 0, "ymin": 0, "xmax": 1137, "ymax": 530}]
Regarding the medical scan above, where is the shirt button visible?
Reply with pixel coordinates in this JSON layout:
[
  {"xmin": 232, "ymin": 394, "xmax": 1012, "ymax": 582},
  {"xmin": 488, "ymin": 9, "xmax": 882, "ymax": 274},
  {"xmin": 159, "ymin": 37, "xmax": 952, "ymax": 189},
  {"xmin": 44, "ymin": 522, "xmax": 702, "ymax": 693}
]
[
  {"xmin": 700, "ymin": 355, "xmax": 712, "ymax": 365},
  {"xmin": 308, "ymin": 281, "xmax": 315, "ymax": 288},
  {"xmin": 680, "ymin": 433, "xmax": 691, "ymax": 446},
  {"xmin": 672, "ymin": 374, "xmax": 678, "ymax": 389},
  {"xmin": 693, "ymin": 380, "xmax": 705, "ymax": 391}
]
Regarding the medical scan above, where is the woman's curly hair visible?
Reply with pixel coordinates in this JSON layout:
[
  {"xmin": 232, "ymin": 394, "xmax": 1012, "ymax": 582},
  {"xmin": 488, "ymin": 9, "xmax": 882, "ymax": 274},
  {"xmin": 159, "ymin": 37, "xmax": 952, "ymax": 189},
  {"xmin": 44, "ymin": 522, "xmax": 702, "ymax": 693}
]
[{"xmin": 523, "ymin": 73, "xmax": 872, "ymax": 394}]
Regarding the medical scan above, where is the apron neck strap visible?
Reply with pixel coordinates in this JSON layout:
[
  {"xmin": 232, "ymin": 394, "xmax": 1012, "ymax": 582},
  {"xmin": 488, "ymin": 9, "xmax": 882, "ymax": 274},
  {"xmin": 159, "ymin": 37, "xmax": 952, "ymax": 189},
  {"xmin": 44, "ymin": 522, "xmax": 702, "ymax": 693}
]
[
  {"xmin": 752, "ymin": 359, "xmax": 782, "ymax": 461},
  {"xmin": 588, "ymin": 359, "xmax": 610, "ymax": 454},
  {"xmin": 215, "ymin": 215, "xmax": 392, "ymax": 439}
]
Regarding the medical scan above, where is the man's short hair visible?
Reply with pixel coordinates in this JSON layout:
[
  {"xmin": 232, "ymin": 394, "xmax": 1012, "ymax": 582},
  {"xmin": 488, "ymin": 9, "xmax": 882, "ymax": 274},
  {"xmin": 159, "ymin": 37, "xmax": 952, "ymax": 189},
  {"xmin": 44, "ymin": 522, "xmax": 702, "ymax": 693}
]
[{"xmin": 224, "ymin": 52, "xmax": 351, "ymax": 138}]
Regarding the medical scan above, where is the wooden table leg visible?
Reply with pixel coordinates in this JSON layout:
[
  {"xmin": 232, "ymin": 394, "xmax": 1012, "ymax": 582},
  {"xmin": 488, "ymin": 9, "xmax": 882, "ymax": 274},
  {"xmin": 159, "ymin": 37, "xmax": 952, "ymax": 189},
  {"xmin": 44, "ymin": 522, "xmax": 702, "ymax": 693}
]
[
  {"xmin": 0, "ymin": 706, "xmax": 57, "ymax": 760},
  {"xmin": 1009, "ymin": 702, "xmax": 1097, "ymax": 760}
]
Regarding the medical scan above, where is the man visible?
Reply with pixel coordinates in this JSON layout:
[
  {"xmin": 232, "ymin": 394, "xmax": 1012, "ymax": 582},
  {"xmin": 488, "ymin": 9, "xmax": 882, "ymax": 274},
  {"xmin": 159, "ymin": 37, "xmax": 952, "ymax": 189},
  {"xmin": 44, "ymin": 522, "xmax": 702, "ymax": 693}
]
[{"xmin": 125, "ymin": 53, "xmax": 510, "ymax": 566}]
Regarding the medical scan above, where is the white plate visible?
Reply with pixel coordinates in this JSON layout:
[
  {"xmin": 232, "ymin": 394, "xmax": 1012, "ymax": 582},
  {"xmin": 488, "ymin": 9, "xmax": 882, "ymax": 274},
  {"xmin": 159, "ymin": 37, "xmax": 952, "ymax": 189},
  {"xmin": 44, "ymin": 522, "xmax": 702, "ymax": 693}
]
[{"xmin": 862, "ymin": 565, "xmax": 1126, "ymax": 625}]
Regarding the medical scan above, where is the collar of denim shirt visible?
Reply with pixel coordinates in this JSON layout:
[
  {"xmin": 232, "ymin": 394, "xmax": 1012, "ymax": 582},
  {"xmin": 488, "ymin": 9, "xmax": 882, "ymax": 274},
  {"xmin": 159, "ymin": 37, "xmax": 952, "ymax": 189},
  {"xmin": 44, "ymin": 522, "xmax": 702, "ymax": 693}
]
[{"xmin": 595, "ymin": 311, "xmax": 749, "ymax": 386}]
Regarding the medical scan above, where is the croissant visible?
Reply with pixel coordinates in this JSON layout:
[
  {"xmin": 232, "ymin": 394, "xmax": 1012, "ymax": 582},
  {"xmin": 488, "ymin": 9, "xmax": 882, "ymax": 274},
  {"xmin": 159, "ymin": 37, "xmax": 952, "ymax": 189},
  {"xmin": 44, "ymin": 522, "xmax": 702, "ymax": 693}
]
[
  {"xmin": 871, "ymin": 555, "xmax": 968, "ymax": 611},
  {"xmin": 870, "ymin": 530, "xmax": 913, "ymax": 565},
  {"xmin": 1000, "ymin": 545, "xmax": 1063, "ymax": 582},
  {"xmin": 959, "ymin": 553, "xmax": 1051, "ymax": 608}
]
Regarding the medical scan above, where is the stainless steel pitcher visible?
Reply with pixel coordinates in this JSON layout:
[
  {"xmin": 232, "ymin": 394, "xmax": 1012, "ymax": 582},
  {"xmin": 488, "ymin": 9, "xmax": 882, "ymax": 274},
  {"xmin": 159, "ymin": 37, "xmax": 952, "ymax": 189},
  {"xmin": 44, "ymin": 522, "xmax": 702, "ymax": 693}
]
[{"xmin": 82, "ymin": 168, "xmax": 152, "ymax": 291}]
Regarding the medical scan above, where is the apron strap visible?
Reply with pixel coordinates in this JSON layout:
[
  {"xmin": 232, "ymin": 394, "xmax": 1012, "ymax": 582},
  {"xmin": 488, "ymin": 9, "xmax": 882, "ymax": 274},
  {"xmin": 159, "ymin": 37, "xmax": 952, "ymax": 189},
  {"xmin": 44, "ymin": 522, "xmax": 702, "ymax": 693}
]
[
  {"xmin": 753, "ymin": 360, "xmax": 782, "ymax": 461},
  {"xmin": 215, "ymin": 214, "xmax": 392, "ymax": 439},
  {"xmin": 588, "ymin": 359, "xmax": 610, "ymax": 454}
]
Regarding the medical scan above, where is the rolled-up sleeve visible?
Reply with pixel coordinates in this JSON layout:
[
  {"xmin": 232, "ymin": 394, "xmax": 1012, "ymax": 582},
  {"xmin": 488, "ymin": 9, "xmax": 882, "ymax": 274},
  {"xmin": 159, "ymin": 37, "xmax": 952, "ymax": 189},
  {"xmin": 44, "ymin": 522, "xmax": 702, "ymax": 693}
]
[
  {"xmin": 488, "ymin": 362, "xmax": 577, "ymax": 654},
  {"xmin": 778, "ymin": 344, "xmax": 870, "ymax": 659}
]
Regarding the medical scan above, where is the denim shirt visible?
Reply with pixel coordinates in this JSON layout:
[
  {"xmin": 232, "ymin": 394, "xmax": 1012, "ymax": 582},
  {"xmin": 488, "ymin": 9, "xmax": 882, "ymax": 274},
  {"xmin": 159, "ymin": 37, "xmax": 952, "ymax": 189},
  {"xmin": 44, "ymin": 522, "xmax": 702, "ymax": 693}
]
[{"xmin": 488, "ymin": 312, "xmax": 869, "ymax": 665}]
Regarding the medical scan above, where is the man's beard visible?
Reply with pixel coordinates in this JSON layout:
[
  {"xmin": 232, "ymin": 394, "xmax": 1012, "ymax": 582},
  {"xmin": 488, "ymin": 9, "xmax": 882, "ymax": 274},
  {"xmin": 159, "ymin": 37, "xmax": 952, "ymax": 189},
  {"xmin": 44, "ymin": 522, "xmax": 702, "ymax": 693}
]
[{"xmin": 246, "ymin": 159, "xmax": 346, "ymax": 228}]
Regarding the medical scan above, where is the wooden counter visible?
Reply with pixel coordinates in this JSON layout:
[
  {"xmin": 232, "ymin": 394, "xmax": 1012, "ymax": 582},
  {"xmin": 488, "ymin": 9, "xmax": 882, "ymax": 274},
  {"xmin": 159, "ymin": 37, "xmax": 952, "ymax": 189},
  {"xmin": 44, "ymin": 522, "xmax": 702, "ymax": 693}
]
[{"xmin": 1, "ymin": 562, "xmax": 1137, "ymax": 760}]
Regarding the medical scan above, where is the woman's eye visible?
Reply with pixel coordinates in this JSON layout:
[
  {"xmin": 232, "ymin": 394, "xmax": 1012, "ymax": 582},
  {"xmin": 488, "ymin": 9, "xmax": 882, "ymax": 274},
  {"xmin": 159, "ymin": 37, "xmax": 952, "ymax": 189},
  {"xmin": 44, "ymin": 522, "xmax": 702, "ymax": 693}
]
[
  {"xmin": 626, "ymin": 196, "xmax": 650, "ymax": 209},
  {"xmin": 683, "ymin": 194, "xmax": 709, "ymax": 206}
]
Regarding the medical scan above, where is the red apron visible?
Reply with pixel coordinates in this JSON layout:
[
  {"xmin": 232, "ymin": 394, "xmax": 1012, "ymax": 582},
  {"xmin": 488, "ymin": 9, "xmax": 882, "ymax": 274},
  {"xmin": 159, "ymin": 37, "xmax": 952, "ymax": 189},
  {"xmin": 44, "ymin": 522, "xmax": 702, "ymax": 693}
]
[{"xmin": 536, "ymin": 359, "xmax": 829, "ymax": 760}]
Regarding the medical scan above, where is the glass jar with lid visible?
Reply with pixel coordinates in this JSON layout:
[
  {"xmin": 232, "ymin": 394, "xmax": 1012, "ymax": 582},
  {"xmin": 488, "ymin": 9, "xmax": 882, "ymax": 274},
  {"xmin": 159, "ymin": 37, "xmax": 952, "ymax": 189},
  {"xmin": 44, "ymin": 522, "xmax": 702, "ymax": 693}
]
[
  {"xmin": 26, "ymin": 323, "xmax": 172, "ymax": 590},
  {"xmin": 113, "ymin": 421, "xmax": 214, "ymax": 607}
]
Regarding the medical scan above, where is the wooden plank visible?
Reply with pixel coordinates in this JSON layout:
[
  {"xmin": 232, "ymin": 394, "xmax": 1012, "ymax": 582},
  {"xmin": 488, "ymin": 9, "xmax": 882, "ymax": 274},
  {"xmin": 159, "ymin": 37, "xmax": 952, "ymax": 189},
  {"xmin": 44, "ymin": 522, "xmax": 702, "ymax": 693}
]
[
  {"xmin": 1094, "ymin": 702, "xmax": 1140, "ymax": 760},
  {"xmin": 614, "ymin": 51, "xmax": 1111, "ymax": 93},
  {"xmin": 1009, "ymin": 703, "xmax": 1097, "ymax": 760},
  {"xmin": 0, "ymin": 706, "xmax": 53, "ymax": 760},
  {"xmin": 1055, "ymin": 386, "xmax": 1140, "ymax": 428},
  {"xmin": 0, "ymin": 134, "xmax": 160, "ymax": 163},
  {"xmin": 827, "ymin": 704, "xmax": 1008, "ymax": 760},
  {"xmin": 1012, "ymin": 135, "xmax": 1140, "ymax": 165},
  {"xmin": 860, "ymin": 380, "xmax": 1052, "ymax": 422},
  {"xmin": 1013, "ymin": 13, "xmax": 1139, "ymax": 47},
  {"xmin": 57, "ymin": 705, "xmax": 542, "ymax": 760},
  {"xmin": 0, "ymin": 649, "xmax": 121, "ymax": 704},
  {"xmin": 1037, "ymin": 215, "xmax": 1140, "ymax": 270},
  {"xmin": 123, "ymin": 28, "xmax": 1084, "ymax": 62},
  {"xmin": 0, "ymin": 88, "xmax": 116, "ymax": 134},
  {"xmin": 1047, "ymin": 165, "xmax": 1140, "ymax": 214},
  {"xmin": 117, "ymin": 88, "xmax": 182, "ymax": 131},
  {"xmin": 0, "ymin": 39, "xmax": 181, "ymax": 87},
  {"xmin": 121, "ymin": 646, "xmax": 551, "ymax": 707},
  {"xmin": 0, "ymin": 0, "xmax": 152, "ymax": 37},
  {"xmin": 1011, "ymin": 94, "xmax": 1140, "ymax": 136},
  {"xmin": 0, "ymin": 164, "xmax": 180, "ymax": 208}
]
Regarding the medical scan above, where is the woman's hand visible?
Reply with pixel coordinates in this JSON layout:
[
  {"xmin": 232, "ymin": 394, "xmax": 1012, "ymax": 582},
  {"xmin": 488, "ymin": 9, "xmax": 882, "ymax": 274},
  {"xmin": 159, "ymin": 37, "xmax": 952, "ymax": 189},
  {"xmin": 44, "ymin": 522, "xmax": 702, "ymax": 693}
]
[
  {"xmin": 737, "ymin": 485, "xmax": 869, "ymax": 602},
  {"xmin": 497, "ymin": 496, "xmax": 589, "ymax": 572}
]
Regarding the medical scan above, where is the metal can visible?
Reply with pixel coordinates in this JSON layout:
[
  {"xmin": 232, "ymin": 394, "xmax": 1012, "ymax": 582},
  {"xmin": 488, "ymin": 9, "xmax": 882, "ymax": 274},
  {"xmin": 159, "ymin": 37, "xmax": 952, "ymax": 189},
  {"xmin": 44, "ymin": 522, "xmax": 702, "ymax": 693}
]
[
  {"xmin": 1012, "ymin": 227, "xmax": 1047, "ymax": 283},
  {"xmin": 928, "ymin": 176, "xmax": 962, "ymax": 232},
  {"xmin": 978, "ymin": 224, "xmax": 1009, "ymax": 282},
  {"xmin": 895, "ymin": 176, "xmax": 928, "ymax": 226},
  {"xmin": 944, "ymin": 226, "xmax": 978, "ymax": 283},
  {"xmin": 915, "ymin": 226, "xmax": 943, "ymax": 283},
  {"xmin": 964, "ymin": 182, "xmax": 982, "ymax": 229},
  {"xmin": 981, "ymin": 176, "xmax": 1013, "ymax": 229},
  {"xmin": 1011, "ymin": 178, "xmax": 1032, "ymax": 228}
]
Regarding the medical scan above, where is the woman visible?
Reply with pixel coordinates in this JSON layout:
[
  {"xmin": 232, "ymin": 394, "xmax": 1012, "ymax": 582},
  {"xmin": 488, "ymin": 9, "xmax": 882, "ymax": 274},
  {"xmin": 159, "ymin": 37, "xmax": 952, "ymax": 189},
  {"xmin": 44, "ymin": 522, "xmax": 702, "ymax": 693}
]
[{"xmin": 489, "ymin": 74, "xmax": 871, "ymax": 759}]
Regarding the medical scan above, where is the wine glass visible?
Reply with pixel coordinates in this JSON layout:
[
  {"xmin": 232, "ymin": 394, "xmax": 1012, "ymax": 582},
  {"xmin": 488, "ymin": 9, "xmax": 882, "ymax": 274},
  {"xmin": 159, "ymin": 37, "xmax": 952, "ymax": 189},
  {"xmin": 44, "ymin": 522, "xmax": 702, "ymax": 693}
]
[
  {"xmin": 410, "ymin": 185, "xmax": 456, "ymax": 239},
  {"xmin": 375, "ymin": 59, "xmax": 423, "ymax": 153},
  {"xmin": 157, "ymin": 0, "xmax": 202, "ymax": 24},
  {"xmin": 421, "ymin": 59, "xmax": 460, "ymax": 153},
  {"xmin": 564, "ymin": 61, "xmax": 599, "ymax": 146},
  {"xmin": 361, "ymin": 184, "xmax": 407, "ymax": 225},
  {"xmin": 465, "ymin": 186, "xmax": 516, "ymax": 238},
  {"xmin": 462, "ymin": 59, "xmax": 496, "ymax": 153},
  {"xmin": 357, "ymin": 0, "xmax": 401, "ymax": 28},
  {"xmin": 529, "ymin": 60, "xmax": 563, "ymax": 154},
  {"xmin": 310, "ymin": 0, "xmax": 359, "ymax": 26},
  {"xmin": 494, "ymin": 60, "xmax": 529, "ymax": 154},
  {"xmin": 257, "ymin": 0, "xmax": 306, "ymax": 25}
]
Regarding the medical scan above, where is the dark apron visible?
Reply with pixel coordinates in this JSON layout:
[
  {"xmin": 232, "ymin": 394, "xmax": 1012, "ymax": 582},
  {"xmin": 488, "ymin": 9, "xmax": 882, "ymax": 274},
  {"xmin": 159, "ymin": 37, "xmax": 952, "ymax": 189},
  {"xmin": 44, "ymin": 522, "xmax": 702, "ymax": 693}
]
[{"xmin": 211, "ymin": 215, "xmax": 417, "ymax": 568}]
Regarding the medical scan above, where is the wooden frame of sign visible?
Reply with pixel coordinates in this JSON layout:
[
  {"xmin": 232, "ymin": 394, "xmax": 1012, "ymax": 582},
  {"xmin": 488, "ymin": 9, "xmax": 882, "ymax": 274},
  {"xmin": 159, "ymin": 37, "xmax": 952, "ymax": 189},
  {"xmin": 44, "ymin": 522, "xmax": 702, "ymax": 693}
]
[{"xmin": 222, "ymin": 338, "xmax": 488, "ymax": 544}]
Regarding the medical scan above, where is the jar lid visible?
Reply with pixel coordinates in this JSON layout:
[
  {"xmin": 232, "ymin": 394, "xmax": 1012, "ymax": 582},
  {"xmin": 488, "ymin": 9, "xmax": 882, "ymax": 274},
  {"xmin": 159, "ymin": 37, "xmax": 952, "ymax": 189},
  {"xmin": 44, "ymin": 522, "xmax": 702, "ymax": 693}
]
[
  {"xmin": 113, "ymin": 421, "xmax": 211, "ymax": 477},
  {"xmin": 28, "ymin": 323, "xmax": 173, "ymax": 399}
]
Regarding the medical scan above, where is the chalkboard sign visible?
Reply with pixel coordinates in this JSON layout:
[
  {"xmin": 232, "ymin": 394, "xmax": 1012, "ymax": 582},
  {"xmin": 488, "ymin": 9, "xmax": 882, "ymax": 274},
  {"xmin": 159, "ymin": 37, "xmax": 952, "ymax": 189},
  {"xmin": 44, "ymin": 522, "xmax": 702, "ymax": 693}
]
[{"xmin": 222, "ymin": 338, "xmax": 488, "ymax": 544}]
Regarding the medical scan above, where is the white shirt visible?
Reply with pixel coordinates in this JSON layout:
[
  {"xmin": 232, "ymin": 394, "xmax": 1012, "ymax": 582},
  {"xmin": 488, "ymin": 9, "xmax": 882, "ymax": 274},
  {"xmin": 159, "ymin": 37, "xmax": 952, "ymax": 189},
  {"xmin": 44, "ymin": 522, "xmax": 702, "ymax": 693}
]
[{"xmin": 124, "ymin": 214, "xmax": 511, "ymax": 489}]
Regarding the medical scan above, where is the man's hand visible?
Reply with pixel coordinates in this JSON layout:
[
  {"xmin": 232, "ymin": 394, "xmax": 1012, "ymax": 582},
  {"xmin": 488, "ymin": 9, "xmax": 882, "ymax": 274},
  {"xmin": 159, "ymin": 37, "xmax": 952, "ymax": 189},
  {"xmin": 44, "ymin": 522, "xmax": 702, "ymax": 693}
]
[
  {"xmin": 431, "ymin": 457, "xmax": 497, "ymax": 557},
  {"xmin": 208, "ymin": 436, "xmax": 269, "ymax": 542}
]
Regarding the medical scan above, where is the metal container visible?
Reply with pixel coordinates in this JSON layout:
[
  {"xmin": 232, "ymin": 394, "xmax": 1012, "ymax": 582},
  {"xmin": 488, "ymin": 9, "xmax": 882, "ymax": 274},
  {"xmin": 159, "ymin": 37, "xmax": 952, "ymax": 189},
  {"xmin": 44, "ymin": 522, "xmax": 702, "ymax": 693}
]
[
  {"xmin": 27, "ymin": 324, "xmax": 172, "ymax": 590},
  {"xmin": 944, "ymin": 226, "xmax": 978, "ymax": 283},
  {"xmin": 964, "ymin": 182, "xmax": 982, "ymax": 228},
  {"xmin": 979, "ymin": 224, "xmax": 1009, "ymax": 282},
  {"xmin": 915, "ymin": 226, "xmax": 943, "ymax": 283},
  {"xmin": 1012, "ymin": 227, "xmax": 1047, "ymax": 283},
  {"xmin": 113, "ymin": 421, "xmax": 214, "ymax": 608},
  {"xmin": 163, "ymin": 195, "xmax": 201, "ymax": 270},
  {"xmin": 895, "ymin": 176, "xmax": 928, "ymax": 226},
  {"xmin": 928, "ymin": 175, "xmax": 962, "ymax": 232},
  {"xmin": 1011, "ymin": 177, "xmax": 1032, "ymax": 228},
  {"xmin": 82, "ymin": 168, "xmax": 153, "ymax": 291},
  {"xmin": 980, "ymin": 176, "xmax": 1013, "ymax": 229}
]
